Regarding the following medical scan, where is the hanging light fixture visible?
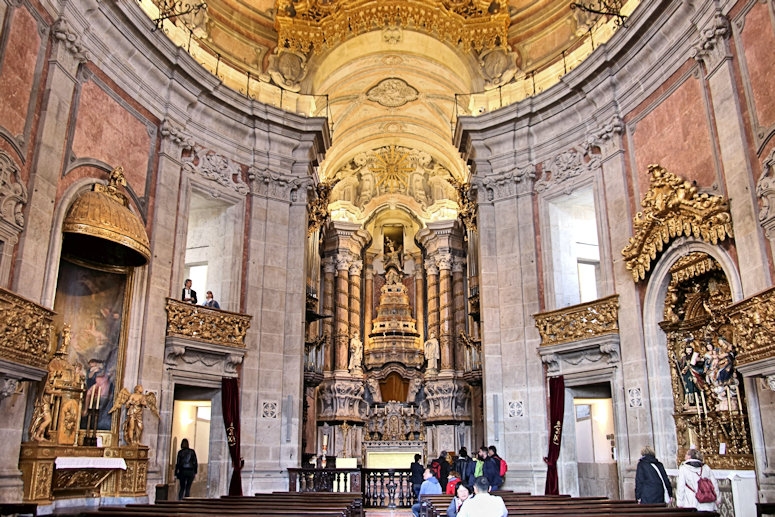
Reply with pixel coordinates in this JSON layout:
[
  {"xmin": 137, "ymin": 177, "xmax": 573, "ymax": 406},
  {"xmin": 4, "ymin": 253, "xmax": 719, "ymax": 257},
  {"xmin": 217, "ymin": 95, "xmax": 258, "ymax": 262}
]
[{"xmin": 569, "ymin": 0, "xmax": 628, "ymax": 27}]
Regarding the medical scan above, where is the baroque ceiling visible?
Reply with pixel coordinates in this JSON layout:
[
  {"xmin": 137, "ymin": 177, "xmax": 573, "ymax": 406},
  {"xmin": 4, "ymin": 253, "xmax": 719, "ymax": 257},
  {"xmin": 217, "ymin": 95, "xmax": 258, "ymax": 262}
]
[{"xmin": 148, "ymin": 0, "xmax": 635, "ymax": 225}]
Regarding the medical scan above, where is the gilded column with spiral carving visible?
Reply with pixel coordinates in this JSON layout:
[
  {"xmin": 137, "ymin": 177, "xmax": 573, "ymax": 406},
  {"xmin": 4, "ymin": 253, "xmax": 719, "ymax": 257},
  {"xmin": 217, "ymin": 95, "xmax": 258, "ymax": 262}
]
[{"xmin": 437, "ymin": 253, "xmax": 454, "ymax": 372}]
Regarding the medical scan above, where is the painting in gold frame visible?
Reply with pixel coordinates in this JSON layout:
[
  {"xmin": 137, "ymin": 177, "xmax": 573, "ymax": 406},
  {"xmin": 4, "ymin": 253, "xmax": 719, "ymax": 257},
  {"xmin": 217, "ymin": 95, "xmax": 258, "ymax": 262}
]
[{"xmin": 53, "ymin": 257, "xmax": 131, "ymax": 433}]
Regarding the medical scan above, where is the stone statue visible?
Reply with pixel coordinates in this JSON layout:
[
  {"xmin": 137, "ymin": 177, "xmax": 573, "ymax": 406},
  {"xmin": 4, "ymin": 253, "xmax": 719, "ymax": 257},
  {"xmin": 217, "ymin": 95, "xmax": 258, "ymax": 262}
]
[
  {"xmin": 424, "ymin": 331, "xmax": 440, "ymax": 371},
  {"xmin": 384, "ymin": 237, "xmax": 403, "ymax": 270},
  {"xmin": 366, "ymin": 377, "xmax": 383, "ymax": 403},
  {"xmin": 407, "ymin": 376, "xmax": 423, "ymax": 403},
  {"xmin": 348, "ymin": 331, "xmax": 363, "ymax": 372},
  {"xmin": 109, "ymin": 385, "xmax": 159, "ymax": 445}
]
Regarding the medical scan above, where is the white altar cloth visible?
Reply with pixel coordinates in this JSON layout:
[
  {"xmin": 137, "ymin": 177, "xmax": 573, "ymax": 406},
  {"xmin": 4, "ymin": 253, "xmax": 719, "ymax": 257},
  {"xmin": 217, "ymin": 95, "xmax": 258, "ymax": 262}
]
[{"xmin": 55, "ymin": 457, "xmax": 127, "ymax": 470}]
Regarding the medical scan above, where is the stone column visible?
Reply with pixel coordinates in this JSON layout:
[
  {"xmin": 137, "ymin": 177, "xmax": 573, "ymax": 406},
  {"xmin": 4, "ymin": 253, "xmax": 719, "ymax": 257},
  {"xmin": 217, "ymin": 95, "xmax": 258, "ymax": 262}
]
[
  {"xmin": 322, "ymin": 258, "xmax": 336, "ymax": 373},
  {"xmin": 14, "ymin": 18, "xmax": 85, "ymax": 301},
  {"xmin": 452, "ymin": 257, "xmax": 467, "ymax": 371},
  {"xmin": 335, "ymin": 255, "xmax": 351, "ymax": 373},
  {"xmin": 414, "ymin": 268, "xmax": 425, "ymax": 346},
  {"xmin": 692, "ymin": 10, "xmax": 770, "ymax": 294},
  {"xmin": 363, "ymin": 260, "xmax": 374, "ymax": 348},
  {"xmin": 437, "ymin": 253, "xmax": 454, "ymax": 373},
  {"xmin": 425, "ymin": 258, "xmax": 440, "ymax": 339},
  {"xmin": 349, "ymin": 260, "xmax": 363, "ymax": 334}
]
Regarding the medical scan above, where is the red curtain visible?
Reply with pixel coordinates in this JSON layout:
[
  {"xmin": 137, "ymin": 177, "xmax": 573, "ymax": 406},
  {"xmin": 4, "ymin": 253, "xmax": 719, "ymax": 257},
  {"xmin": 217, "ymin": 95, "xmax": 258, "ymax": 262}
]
[
  {"xmin": 222, "ymin": 377, "xmax": 243, "ymax": 496},
  {"xmin": 544, "ymin": 375, "xmax": 565, "ymax": 495}
]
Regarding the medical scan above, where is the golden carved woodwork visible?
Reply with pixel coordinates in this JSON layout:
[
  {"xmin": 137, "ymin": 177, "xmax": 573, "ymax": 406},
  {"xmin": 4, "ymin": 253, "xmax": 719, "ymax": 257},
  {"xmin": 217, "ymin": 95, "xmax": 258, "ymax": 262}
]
[
  {"xmin": 275, "ymin": 0, "xmax": 510, "ymax": 54},
  {"xmin": 726, "ymin": 286, "xmax": 775, "ymax": 367},
  {"xmin": 533, "ymin": 295, "xmax": 619, "ymax": 347},
  {"xmin": 165, "ymin": 298, "xmax": 252, "ymax": 348},
  {"xmin": 622, "ymin": 165, "xmax": 733, "ymax": 282},
  {"xmin": 308, "ymin": 180, "xmax": 338, "ymax": 236},
  {"xmin": 62, "ymin": 167, "xmax": 151, "ymax": 267},
  {"xmin": 372, "ymin": 146, "xmax": 414, "ymax": 194},
  {"xmin": 19, "ymin": 443, "xmax": 150, "ymax": 503},
  {"xmin": 663, "ymin": 252, "xmax": 727, "ymax": 323},
  {"xmin": 0, "ymin": 286, "xmax": 55, "ymax": 370},
  {"xmin": 449, "ymin": 177, "xmax": 477, "ymax": 233}
]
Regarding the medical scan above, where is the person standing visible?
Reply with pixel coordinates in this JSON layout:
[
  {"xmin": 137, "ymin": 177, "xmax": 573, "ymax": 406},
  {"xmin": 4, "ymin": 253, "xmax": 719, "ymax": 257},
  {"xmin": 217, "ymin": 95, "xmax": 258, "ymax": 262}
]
[
  {"xmin": 457, "ymin": 476, "xmax": 508, "ymax": 517},
  {"xmin": 181, "ymin": 279, "xmax": 197, "ymax": 304},
  {"xmin": 410, "ymin": 453, "xmax": 424, "ymax": 500},
  {"xmin": 411, "ymin": 467, "xmax": 442, "ymax": 517},
  {"xmin": 175, "ymin": 438, "xmax": 198, "ymax": 500},
  {"xmin": 454, "ymin": 448, "xmax": 474, "ymax": 487},
  {"xmin": 203, "ymin": 291, "xmax": 220, "ymax": 308},
  {"xmin": 635, "ymin": 445, "xmax": 672, "ymax": 504},
  {"xmin": 478, "ymin": 446, "xmax": 502, "ymax": 491},
  {"xmin": 676, "ymin": 449, "xmax": 721, "ymax": 511},
  {"xmin": 487, "ymin": 445, "xmax": 506, "ymax": 491}
]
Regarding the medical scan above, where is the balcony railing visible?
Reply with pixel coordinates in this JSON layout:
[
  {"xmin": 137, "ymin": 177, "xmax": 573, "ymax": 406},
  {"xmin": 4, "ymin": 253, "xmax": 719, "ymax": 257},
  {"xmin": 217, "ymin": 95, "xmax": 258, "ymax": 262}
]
[
  {"xmin": 0, "ymin": 286, "xmax": 55, "ymax": 370},
  {"xmin": 534, "ymin": 295, "xmax": 619, "ymax": 347},
  {"xmin": 165, "ymin": 298, "xmax": 251, "ymax": 348},
  {"xmin": 287, "ymin": 467, "xmax": 415, "ymax": 508}
]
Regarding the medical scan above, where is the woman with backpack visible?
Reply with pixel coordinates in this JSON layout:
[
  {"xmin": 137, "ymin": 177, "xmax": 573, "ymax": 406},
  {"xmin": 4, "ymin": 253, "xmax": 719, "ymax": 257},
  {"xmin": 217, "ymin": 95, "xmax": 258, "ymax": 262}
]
[{"xmin": 676, "ymin": 448, "xmax": 721, "ymax": 511}]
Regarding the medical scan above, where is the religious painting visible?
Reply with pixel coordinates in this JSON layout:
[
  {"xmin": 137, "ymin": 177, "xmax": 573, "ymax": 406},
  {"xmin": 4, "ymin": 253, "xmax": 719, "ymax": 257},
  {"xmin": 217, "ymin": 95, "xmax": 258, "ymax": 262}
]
[{"xmin": 53, "ymin": 258, "xmax": 129, "ymax": 431}]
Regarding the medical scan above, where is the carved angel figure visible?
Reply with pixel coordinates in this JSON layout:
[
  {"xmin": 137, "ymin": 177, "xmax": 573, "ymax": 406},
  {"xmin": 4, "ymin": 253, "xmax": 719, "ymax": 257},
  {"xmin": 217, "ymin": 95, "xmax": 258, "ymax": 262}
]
[
  {"xmin": 28, "ymin": 391, "xmax": 53, "ymax": 442},
  {"xmin": 109, "ymin": 385, "xmax": 159, "ymax": 445}
]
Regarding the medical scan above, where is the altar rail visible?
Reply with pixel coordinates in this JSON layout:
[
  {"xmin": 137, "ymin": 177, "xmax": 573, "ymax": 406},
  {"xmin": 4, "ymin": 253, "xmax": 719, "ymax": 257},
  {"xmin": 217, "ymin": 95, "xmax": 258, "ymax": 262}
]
[{"xmin": 288, "ymin": 468, "xmax": 415, "ymax": 508}]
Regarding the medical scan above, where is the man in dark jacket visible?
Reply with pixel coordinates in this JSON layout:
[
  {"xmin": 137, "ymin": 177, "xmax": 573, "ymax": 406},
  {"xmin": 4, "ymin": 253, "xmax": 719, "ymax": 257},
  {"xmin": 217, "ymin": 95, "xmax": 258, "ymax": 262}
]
[
  {"xmin": 478, "ymin": 446, "xmax": 502, "ymax": 491},
  {"xmin": 436, "ymin": 450, "xmax": 451, "ymax": 488},
  {"xmin": 410, "ymin": 454, "xmax": 424, "ymax": 500},
  {"xmin": 635, "ymin": 445, "xmax": 672, "ymax": 504},
  {"xmin": 454, "ymin": 447, "xmax": 474, "ymax": 487}
]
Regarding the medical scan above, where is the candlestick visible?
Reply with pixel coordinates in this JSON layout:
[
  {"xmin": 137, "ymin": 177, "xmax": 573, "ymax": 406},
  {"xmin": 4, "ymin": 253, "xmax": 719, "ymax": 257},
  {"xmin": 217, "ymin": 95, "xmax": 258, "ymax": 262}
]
[
  {"xmin": 96, "ymin": 386, "xmax": 101, "ymax": 410},
  {"xmin": 322, "ymin": 434, "xmax": 328, "ymax": 447},
  {"xmin": 726, "ymin": 387, "xmax": 732, "ymax": 416},
  {"xmin": 700, "ymin": 391, "xmax": 707, "ymax": 417},
  {"xmin": 89, "ymin": 388, "xmax": 95, "ymax": 409}
]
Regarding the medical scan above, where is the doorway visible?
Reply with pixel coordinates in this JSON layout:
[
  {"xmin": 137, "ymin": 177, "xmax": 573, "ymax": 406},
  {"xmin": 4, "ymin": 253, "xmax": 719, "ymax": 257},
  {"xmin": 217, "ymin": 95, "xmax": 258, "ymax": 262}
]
[
  {"xmin": 170, "ymin": 385, "xmax": 217, "ymax": 498},
  {"xmin": 572, "ymin": 382, "xmax": 619, "ymax": 499}
]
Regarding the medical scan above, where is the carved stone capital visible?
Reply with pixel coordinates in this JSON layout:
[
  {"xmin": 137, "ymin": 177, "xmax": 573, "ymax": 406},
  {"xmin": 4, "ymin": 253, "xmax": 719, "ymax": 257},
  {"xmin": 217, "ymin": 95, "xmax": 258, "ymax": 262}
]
[
  {"xmin": 316, "ymin": 379, "xmax": 368, "ymax": 422},
  {"xmin": 349, "ymin": 260, "xmax": 363, "ymax": 276},
  {"xmin": 335, "ymin": 256, "xmax": 352, "ymax": 271},
  {"xmin": 756, "ymin": 148, "xmax": 775, "ymax": 238},
  {"xmin": 0, "ymin": 376, "xmax": 19, "ymax": 399},
  {"xmin": 425, "ymin": 259, "xmax": 439, "ymax": 276},
  {"xmin": 435, "ymin": 253, "xmax": 453, "ymax": 271},
  {"xmin": 420, "ymin": 379, "xmax": 471, "ymax": 421},
  {"xmin": 690, "ymin": 10, "xmax": 731, "ymax": 71},
  {"xmin": 474, "ymin": 164, "xmax": 536, "ymax": 202},
  {"xmin": 586, "ymin": 116, "xmax": 624, "ymax": 158},
  {"xmin": 183, "ymin": 147, "xmax": 250, "ymax": 196},
  {"xmin": 160, "ymin": 120, "xmax": 194, "ymax": 150},
  {"xmin": 52, "ymin": 18, "xmax": 89, "ymax": 63},
  {"xmin": 248, "ymin": 166, "xmax": 305, "ymax": 202}
]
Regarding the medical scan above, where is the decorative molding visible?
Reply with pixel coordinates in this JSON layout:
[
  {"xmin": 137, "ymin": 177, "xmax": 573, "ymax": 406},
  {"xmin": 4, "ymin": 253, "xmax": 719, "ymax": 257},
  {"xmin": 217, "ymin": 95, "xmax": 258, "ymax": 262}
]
[
  {"xmin": 366, "ymin": 78, "xmax": 418, "ymax": 108},
  {"xmin": 535, "ymin": 144, "xmax": 601, "ymax": 193},
  {"xmin": 690, "ymin": 10, "xmax": 731, "ymax": 71},
  {"xmin": 622, "ymin": 165, "xmax": 733, "ymax": 282},
  {"xmin": 507, "ymin": 400, "xmax": 524, "ymax": 418},
  {"xmin": 52, "ymin": 18, "xmax": 89, "ymax": 63},
  {"xmin": 627, "ymin": 387, "xmax": 643, "ymax": 408},
  {"xmin": 317, "ymin": 379, "xmax": 369, "ymax": 422},
  {"xmin": 420, "ymin": 379, "xmax": 471, "ymax": 421},
  {"xmin": 275, "ymin": 0, "xmax": 510, "ymax": 55},
  {"xmin": 756, "ymin": 148, "xmax": 775, "ymax": 238},
  {"xmin": 267, "ymin": 49, "xmax": 309, "ymax": 92},
  {"xmin": 0, "ymin": 150, "xmax": 28, "ymax": 230},
  {"xmin": 534, "ymin": 295, "xmax": 619, "ymax": 347},
  {"xmin": 538, "ymin": 334, "xmax": 620, "ymax": 376},
  {"xmin": 163, "ymin": 338, "xmax": 246, "ymax": 378},
  {"xmin": 165, "ymin": 298, "xmax": 251, "ymax": 348},
  {"xmin": 363, "ymin": 401, "xmax": 424, "ymax": 441},
  {"xmin": 478, "ymin": 47, "xmax": 520, "ymax": 90},
  {"xmin": 182, "ymin": 147, "xmax": 250, "ymax": 195},
  {"xmin": 248, "ymin": 166, "xmax": 305, "ymax": 202},
  {"xmin": 0, "ymin": 376, "xmax": 19, "ymax": 399},
  {"xmin": 474, "ymin": 164, "xmax": 536, "ymax": 202},
  {"xmin": 586, "ymin": 116, "xmax": 624, "ymax": 158},
  {"xmin": 160, "ymin": 120, "xmax": 194, "ymax": 149},
  {"xmin": 262, "ymin": 401, "xmax": 278, "ymax": 418}
]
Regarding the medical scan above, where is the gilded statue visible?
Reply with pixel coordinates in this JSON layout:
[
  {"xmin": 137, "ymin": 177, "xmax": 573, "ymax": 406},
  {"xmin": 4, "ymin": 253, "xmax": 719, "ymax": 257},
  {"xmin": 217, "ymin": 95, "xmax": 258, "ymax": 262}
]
[
  {"xmin": 109, "ymin": 385, "xmax": 159, "ymax": 445},
  {"xmin": 28, "ymin": 391, "xmax": 53, "ymax": 442}
]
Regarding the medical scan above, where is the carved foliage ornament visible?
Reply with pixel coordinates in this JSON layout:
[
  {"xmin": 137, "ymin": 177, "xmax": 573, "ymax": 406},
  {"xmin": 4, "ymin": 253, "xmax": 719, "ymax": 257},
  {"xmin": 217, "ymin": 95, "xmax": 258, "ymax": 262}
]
[
  {"xmin": 275, "ymin": 0, "xmax": 510, "ymax": 54},
  {"xmin": 0, "ymin": 150, "xmax": 28, "ymax": 229},
  {"xmin": 622, "ymin": 165, "xmax": 733, "ymax": 282},
  {"xmin": 726, "ymin": 287, "xmax": 775, "ymax": 367},
  {"xmin": 0, "ymin": 286, "xmax": 55, "ymax": 370},
  {"xmin": 366, "ymin": 78, "xmax": 418, "ymax": 108},
  {"xmin": 182, "ymin": 148, "xmax": 249, "ymax": 195},
  {"xmin": 534, "ymin": 295, "xmax": 619, "ymax": 347},
  {"xmin": 165, "ymin": 298, "xmax": 251, "ymax": 348},
  {"xmin": 308, "ymin": 180, "xmax": 338, "ymax": 235}
]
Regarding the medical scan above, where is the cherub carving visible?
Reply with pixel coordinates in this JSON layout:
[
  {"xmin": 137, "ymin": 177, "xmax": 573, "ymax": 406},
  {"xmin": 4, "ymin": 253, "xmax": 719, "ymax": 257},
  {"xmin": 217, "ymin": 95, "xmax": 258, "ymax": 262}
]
[{"xmin": 109, "ymin": 385, "xmax": 159, "ymax": 445}]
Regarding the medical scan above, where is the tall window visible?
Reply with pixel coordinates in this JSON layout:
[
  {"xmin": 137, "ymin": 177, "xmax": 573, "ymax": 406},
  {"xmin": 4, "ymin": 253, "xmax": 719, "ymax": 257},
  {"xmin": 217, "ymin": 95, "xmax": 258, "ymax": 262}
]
[
  {"xmin": 184, "ymin": 190, "xmax": 243, "ymax": 310},
  {"xmin": 546, "ymin": 186, "xmax": 601, "ymax": 308}
]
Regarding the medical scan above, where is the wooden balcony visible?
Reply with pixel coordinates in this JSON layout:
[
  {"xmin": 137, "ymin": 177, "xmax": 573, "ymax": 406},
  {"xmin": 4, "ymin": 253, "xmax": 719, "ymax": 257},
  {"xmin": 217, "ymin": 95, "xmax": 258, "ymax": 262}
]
[{"xmin": 533, "ymin": 295, "xmax": 619, "ymax": 347}]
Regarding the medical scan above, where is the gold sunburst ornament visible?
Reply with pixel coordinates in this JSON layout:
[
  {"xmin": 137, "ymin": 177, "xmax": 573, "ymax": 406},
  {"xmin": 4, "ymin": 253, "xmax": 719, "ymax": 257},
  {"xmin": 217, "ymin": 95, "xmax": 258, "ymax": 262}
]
[{"xmin": 372, "ymin": 146, "xmax": 414, "ymax": 194}]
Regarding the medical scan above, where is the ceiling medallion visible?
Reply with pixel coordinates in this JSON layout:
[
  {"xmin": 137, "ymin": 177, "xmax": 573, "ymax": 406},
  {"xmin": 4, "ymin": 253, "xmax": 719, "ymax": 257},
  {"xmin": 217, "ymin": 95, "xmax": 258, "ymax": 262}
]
[
  {"xmin": 275, "ymin": 0, "xmax": 510, "ymax": 54},
  {"xmin": 372, "ymin": 146, "xmax": 414, "ymax": 194},
  {"xmin": 366, "ymin": 78, "xmax": 418, "ymax": 108}
]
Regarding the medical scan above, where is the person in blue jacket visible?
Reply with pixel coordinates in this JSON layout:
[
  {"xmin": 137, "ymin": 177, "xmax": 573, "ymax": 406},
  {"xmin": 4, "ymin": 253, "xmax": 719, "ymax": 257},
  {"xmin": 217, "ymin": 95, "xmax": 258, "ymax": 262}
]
[{"xmin": 412, "ymin": 467, "xmax": 442, "ymax": 517}]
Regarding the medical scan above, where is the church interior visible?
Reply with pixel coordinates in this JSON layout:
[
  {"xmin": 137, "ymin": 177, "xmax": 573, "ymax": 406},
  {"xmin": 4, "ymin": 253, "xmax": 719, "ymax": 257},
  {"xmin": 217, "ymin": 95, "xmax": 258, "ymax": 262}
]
[{"xmin": 0, "ymin": 0, "xmax": 775, "ymax": 515}]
